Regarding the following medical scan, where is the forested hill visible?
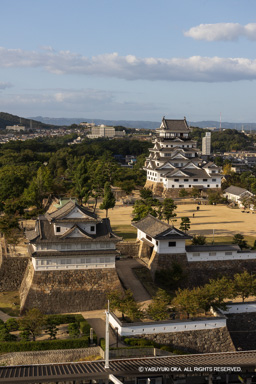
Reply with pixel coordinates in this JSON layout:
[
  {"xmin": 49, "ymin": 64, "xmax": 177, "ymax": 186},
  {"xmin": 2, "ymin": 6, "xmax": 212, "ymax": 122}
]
[{"xmin": 0, "ymin": 112, "xmax": 60, "ymax": 130}]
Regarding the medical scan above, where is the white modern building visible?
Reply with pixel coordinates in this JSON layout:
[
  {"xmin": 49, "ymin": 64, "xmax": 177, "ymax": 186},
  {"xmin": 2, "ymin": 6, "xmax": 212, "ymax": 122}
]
[
  {"xmin": 202, "ymin": 132, "xmax": 211, "ymax": 156},
  {"xmin": 144, "ymin": 117, "xmax": 222, "ymax": 195},
  {"xmin": 87, "ymin": 125, "xmax": 125, "ymax": 139}
]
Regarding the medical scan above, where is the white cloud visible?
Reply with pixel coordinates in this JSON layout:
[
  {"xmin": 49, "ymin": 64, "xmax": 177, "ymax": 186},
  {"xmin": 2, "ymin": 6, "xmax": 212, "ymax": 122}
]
[
  {"xmin": 1, "ymin": 47, "xmax": 256, "ymax": 82},
  {"xmin": 184, "ymin": 23, "xmax": 256, "ymax": 41}
]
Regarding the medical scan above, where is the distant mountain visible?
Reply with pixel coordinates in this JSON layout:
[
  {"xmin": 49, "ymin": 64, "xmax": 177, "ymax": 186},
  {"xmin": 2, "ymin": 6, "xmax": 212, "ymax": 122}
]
[
  {"xmin": 30, "ymin": 116, "xmax": 159, "ymax": 130},
  {"xmin": 0, "ymin": 112, "xmax": 60, "ymax": 130},
  {"xmin": 31, "ymin": 116, "xmax": 256, "ymax": 131}
]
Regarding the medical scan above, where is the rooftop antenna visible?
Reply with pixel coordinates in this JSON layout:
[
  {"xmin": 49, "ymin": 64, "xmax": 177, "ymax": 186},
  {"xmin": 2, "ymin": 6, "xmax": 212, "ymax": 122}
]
[{"xmin": 219, "ymin": 112, "xmax": 221, "ymax": 132}]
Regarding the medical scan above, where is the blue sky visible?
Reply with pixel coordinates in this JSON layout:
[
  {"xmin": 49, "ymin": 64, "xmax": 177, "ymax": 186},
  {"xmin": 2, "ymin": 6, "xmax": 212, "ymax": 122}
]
[{"xmin": 1, "ymin": 0, "xmax": 256, "ymax": 123}]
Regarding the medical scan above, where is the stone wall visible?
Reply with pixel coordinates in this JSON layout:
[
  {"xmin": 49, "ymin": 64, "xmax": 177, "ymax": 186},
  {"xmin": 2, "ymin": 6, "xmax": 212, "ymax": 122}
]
[
  {"xmin": 0, "ymin": 347, "xmax": 104, "ymax": 366},
  {"xmin": 116, "ymin": 242, "xmax": 140, "ymax": 258},
  {"xmin": 144, "ymin": 180, "xmax": 164, "ymax": 196},
  {"xmin": 20, "ymin": 260, "xmax": 123, "ymax": 314},
  {"xmin": 143, "ymin": 327, "xmax": 235, "ymax": 354},
  {"xmin": 0, "ymin": 240, "xmax": 29, "ymax": 292},
  {"xmin": 148, "ymin": 251, "xmax": 256, "ymax": 287}
]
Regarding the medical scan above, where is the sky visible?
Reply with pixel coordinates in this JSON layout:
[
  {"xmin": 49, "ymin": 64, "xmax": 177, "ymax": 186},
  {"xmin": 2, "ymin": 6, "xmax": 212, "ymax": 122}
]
[{"xmin": 1, "ymin": 0, "xmax": 256, "ymax": 123}]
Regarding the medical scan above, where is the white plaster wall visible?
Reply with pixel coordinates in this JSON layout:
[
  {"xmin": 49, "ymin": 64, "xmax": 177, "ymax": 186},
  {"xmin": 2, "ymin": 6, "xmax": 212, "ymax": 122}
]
[
  {"xmin": 220, "ymin": 303, "xmax": 256, "ymax": 314},
  {"xmin": 53, "ymin": 223, "xmax": 96, "ymax": 235},
  {"xmin": 32, "ymin": 256, "xmax": 115, "ymax": 271},
  {"xmin": 109, "ymin": 313, "xmax": 226, "ymax": 337},
  {"xmin": 187, "ymin": 251, "xmax": 256, "ymax": 262},
  {"xmin": 158, "ymin": 239, "xmax": 186, "ymax": 254},
  {"xmin": 34, "ymin": 242, "xmax": 115, "ymax": 252},
  {"xmin": 166, "ymin": 176, "xmax": 221, "ymax": 189}
]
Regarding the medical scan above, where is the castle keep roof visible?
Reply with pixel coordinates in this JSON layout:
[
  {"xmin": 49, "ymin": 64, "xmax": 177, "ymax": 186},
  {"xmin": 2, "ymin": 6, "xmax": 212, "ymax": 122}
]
[{"xmin": 158, "ymin": 117, "xmax": 191, "ymax": 133}]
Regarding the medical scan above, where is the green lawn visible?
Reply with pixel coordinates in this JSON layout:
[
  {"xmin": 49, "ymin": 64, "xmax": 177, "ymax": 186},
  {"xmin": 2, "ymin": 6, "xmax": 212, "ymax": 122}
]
[
  {"xmin": 112, "ymin": 225, "xmax": 137, "ymax": 241},
  {"xmin": 0, "ymin": 291, "xmax": 20, "ymax": 316}
]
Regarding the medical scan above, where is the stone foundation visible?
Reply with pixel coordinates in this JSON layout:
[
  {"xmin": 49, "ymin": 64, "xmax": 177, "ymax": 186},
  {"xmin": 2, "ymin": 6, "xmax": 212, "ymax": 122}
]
[
  {"xmin": 143, "ymin": 327, "xmax": 235, "ymax": 354},
  {"xmin": 144, "ymin": 180, "xmax": 164, "ymax": 196},
  {"xmin": 116, "ymin": 242, "xmax": 140, "ymax": 258},
  {"xmin": 19, "ymin": 261, "xmax": 123, "ymax": 314},
  {"xmin": 0, "ymin": 241, "xmax": 29, "ymax": 292},
  {"xmin": 144, "ymin": 181, "xmax": 222, "ymax": 198}
]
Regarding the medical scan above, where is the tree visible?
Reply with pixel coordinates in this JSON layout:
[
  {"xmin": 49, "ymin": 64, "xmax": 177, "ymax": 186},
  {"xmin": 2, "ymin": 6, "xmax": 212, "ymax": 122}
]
[
  {"xmin": 132, "ymin": 199, "xmax": 158, "ymax": 221},
  {"xmin": 108, "ymin": 289, "xmax": 144, "ymax": 321},
  {"xmin": 99, "ymin": 182, "xmax": 116, "ymax": 217},
  {"xmin": 23, "ymin": 166, "xmax": 53, "ymax": 209},
  {"xmin": 139, "ymin": 188, "xmax": 153, "ymax": 200},
  {"xmin": 45, "ymin": 319, "xmax": 59, "ymax": 340},
  {"xmin": 233, "ymin": 271, "xmax": 254, "ymax": 302},
  {"xmin": 191, "ymin": 234, "xmax": 206, "ymax": 245},
  {"xmin": 155, "ymin": 262, "xmax": 186, "ymax": 291},
  {"xmin": 205, "ymin": 276, "xmax": 233, "ymax": 311},
  {"xmin": 179, "ymin": 217, "xmax": 190, "ymax": 233},
  {"xmin": 190, "ymin": 188, "xmax": 201, "ymax": 199},
  {"xmin": 147, "ymin": 289, "xmax": 171, "ymax": 321},
  {"xmin": 179, "ymin": 188, "xmax": 189, "ymax": 198},
  {"xmin": 232, "ymin": 234, "xmax": 249, "ymax": 249},
  {"xmin": 172, "ymin": 288, "xmax": 199, "ymax": 319},
  {"xmin": 159, "ymin": 198, "xmax": 177, "ymax": 224},
  {"xmin": 19, "ymin": 308, "xmax": 45, "ymax": 341}
]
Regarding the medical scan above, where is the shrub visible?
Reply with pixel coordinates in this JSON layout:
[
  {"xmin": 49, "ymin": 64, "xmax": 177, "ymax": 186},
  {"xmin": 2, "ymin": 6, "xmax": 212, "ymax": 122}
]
[
  {"xmin": 0, "ymin": 337, "xmax": 89, "ymax": 353},
  {"xmin": 5, "ymin": 318, "xmax": 19, "ymax": 331},
  {"xmin": 68, "ymin": 323, "xmax": 80, "ymax": 338},
  {"xmin": 80, "ymin": 321, "xmax": 91, "ymax": 336},
  {"xmin": 100, "ymin": 338, "xmax": 105, "ymax": 350}
]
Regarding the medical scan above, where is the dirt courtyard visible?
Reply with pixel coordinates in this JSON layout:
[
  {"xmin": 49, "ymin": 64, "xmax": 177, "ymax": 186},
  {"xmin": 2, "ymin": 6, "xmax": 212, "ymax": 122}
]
[{"xmin": 97, "ymin": 202, "xmax": 256, "ymax": 238}]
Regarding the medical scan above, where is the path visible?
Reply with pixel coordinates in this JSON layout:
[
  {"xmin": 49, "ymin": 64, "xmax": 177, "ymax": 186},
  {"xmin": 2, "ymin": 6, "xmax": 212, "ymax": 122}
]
[
  {"xmin": 116, "ymin": 258, "xmax": 151, "ymax": 305},
  {"xmin": 81, "ymin": 310, "xmax": 118, "ymax": 347},
  {"xmin": 0, "ymin": 309, "xmax": 11, "ymax": 322}
]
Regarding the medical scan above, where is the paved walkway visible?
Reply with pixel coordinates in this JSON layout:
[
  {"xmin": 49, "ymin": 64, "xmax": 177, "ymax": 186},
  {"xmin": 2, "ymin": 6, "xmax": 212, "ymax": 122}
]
[
  {"xmin": 81, "ymin": 310, "xmax": 118, "ymax": 347},
  {"xmin": 0, "ymin": 309, "xmax": 11, "ymax": 322},
  {"xmin": 116, "ymin": 258, "xmax": 151, "ymax": 305}
]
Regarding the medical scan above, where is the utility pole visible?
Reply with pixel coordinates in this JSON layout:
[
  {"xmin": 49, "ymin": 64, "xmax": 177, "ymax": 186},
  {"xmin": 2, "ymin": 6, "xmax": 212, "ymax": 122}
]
[{"xmin": 105, "ymin": 300, "xmax": 110, "ymax": 369}]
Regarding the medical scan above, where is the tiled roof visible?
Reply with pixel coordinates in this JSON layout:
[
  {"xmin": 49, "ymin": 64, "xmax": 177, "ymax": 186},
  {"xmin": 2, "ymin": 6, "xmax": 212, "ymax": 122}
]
[
  {"xmin": 27, "ymin": 217, "xmax": 121, "ymax": 244},
  {"xmin": 224, "ymin": 185, "xmax": 249, "ymax": 197},
  {"xmin": 186, "ymin": 245, "xmax": 240, "ymax": 252},
  {"xmin": 45, "ymin": 200, "xmax": 98, "ymax": 222},
  {"xmin": 159, "ymin": 117, "xmax": 190, "ymax": 132},
  {"xmin": 132, "ymin": 215, "xmax": 191, "ymax": 239}
]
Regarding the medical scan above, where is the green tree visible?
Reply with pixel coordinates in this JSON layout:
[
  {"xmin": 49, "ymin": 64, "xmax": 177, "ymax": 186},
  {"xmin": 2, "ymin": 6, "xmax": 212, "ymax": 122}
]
[
  {"xmin": 233, "ymin": 271, "xmax": 254, "ymax": 302},
  {"xmin": 132, "ymin": 200, "xmax": 158, "ymax": 221},
  {"xmin": 191, "ymin": 234, "xmax": 206, "ymax": 245},
  {"xmin": 108, "ymin": 289, "xmax": 143, "ymax": 321},
  {"xmin": 179, "ymin": 217, "xmax": 190, "ymax": 233},
  {"xmin": 147, "ymin": 289, "xmax": 171, "ymax": 321},
  {"xmin": 172, "ymin": 288, "xmax": 199, "ymax": 319},
  {"xmin": 99, "ymin": 182, "xmax": 116, "ymax": 217},
  {"xmin": 18, "ymin": 308, "xmax": 45, "ymax": 341},
  {"xmin": 139, "ymin": 188, "xmax": 153, "ymax": 200},
  {"xmin": 45, "ymin": 319, "xmax": 59, "ymax": 340},
  {"xmin": 155, "ymin": 262, "xmax": 186, "ymax": 291},
  {"xmin": 23, "ymin": 166, "xmax": 53, "ymax": 209},
  {"xmin": 232, "ymin": 234, "xmax": 249, "ymax": 249},
  {"xmin": 159, "ymin": 198, "xmax": 177, "ymax": 224},
  {"xmin": 178, "ymin": 188, "xmax": 189, "ymax": 198},
  {"xmin": 205, "ymin": 276, "xmax": 233, "ymax": 311}
]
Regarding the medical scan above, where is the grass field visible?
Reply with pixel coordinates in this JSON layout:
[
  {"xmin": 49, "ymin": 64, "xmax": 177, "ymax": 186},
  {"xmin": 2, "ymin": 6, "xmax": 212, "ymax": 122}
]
[
  {"xmin": 97, "ymin": 202, "xmax": 256, "ymax": 244},
  {"xmin": 0, "ymin": 291, "xmax": 20, "ymax": 316}
]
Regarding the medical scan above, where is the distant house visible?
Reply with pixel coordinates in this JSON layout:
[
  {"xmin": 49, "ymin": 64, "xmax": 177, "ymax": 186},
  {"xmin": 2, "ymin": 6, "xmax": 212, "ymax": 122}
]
[{"xmin": 223, "ymin": 185, "xmax": 254, "ymax": 208}]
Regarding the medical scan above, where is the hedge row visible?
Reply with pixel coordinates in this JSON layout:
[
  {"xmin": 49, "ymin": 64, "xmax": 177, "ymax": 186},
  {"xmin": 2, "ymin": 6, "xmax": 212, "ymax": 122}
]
[
  {"xmin": 45, "ymin": 314, "xmax": 85, "ymax": 325},
  {"xmin": 0, "ymin": 337, "xmax": 90, "ymax": 353}
]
